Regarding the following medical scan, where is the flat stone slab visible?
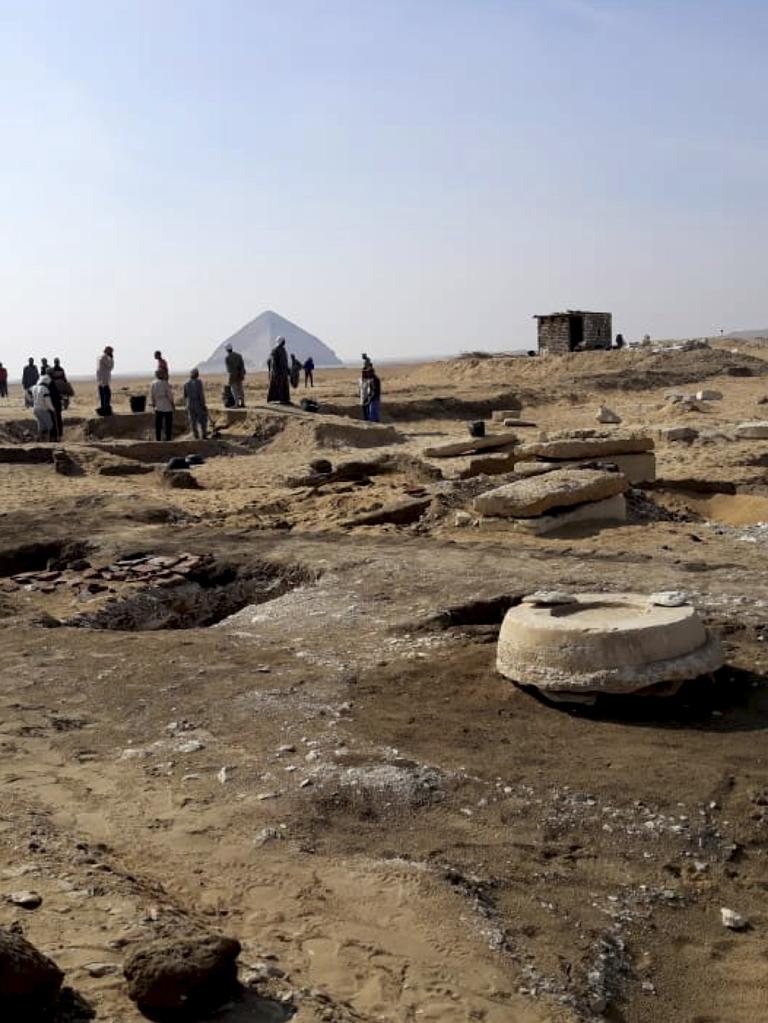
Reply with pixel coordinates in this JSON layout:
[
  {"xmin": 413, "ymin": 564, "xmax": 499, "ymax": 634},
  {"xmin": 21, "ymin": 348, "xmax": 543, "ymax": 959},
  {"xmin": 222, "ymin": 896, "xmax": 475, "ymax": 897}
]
[
  {"xmin": 497, "ymin": 592, "xmax": 724, "ymax": 695},
  {"xmin": 503, "ymin": 493, "xmax": 627, "ymax": 535},
  {"xmin": 459, "ymin": 453, "xmax": 516, "ymax": 479},
  {"xmin": 517, "ymin": 452, "xmax": 656, "ymax": 484},
  {"xmin": 474, "ymin": 468, "xmax": 627, "ymax": 519},
  {"xmin": 424, "ymin": 432, "xmax": 518, "ymax": 459},
  {"xmin": 735, "ymin": 421, "xmax": 768, "ymax": 439},
  {"xmin": 515, "ymin": 434, "xmax": 653, "ymax": 460}
]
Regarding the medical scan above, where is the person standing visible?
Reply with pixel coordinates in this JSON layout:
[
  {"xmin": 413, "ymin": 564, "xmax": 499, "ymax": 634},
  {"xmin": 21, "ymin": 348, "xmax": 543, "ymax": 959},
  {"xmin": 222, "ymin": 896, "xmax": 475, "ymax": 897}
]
[
  {"xmin": 267, "ymin": 337, "xmax": 290, "ymax": 404},
  {"xmin": 97, "ymin": 346, "xmax": 114, "ymax": 415},
  {"xmin": 360, "ymin": 366, "xmax": 381, "ymax": 422},
  {"xmin": 224, "ymin": 343, "xmax": 246, "ymax": 407},
  {"xmin": 31, "ymin": 374, "xmax": 55, "ymax": 439},
  {"xmin": 47, "ymin": 368, "xmax": 63, "ymax": 440},
  {"xmin": 183, "ymin": 368, "xmax": 208, "ymax": 439},
  {"xmin": 303, "ymin": 356, "xmax": 314, "ymax": 388},
  {"xmin": 22, "ymin": 358, "xmax": 39, "ymax": 406},
  {"xmin": 154, "ymin": 350, "xmax": 169, "ymax": 379},
  {"xmin": 0, "ymin": 363, "xmax": 8, "ymax": 399},
  {"xmin": 289, "ymin": 354, "xmax": 302, "ymax": 389},
  {"xmin": 150, "ymin": 371, "xmax": 175, "ymax": 441},
  {"xmin": 49, "ymin": 357, "xmax": 73, "ymax": 409}
]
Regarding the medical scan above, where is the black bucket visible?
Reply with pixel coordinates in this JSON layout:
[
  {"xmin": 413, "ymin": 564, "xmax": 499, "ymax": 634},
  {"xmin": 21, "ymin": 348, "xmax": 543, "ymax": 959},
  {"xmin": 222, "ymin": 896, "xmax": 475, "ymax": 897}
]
[
  {"xmin": 130, "ymin": 395, "xmax": 147, "ymax": 413},
  {"xmin": 468, "ymin": 420, "xmax": 485, "ymax": 438}
]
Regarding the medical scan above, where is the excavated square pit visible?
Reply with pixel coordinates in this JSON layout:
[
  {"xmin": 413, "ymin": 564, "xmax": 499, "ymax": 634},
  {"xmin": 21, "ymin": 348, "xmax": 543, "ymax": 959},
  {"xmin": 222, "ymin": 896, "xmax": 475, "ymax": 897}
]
[{"xmin": 66, "ymin": 560, "xmax": 313, "ymax": 631}]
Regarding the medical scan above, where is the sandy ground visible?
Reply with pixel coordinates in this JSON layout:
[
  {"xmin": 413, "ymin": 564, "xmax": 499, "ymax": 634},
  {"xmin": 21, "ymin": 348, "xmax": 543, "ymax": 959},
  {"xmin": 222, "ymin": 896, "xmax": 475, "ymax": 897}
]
[{"xmin": 2, "ymin": 341, "xmax": 768, "ymax": 1022}]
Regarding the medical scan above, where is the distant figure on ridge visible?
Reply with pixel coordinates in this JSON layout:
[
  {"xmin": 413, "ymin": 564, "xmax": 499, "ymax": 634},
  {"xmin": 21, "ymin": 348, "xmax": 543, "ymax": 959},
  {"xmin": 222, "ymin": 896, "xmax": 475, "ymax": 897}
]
[
  {"xmin": 267, "ymin": 337, "xmax": 291, "ymax": 404},
  {"xmin": 183, "ymin": 368, "xmax": 208, "ymax": 440},
  {"xmin": 303, "ymin": 356, "xmax": 314, "ymax": 388},
  {"xmin": 97, "ymin": 346, "xmax": 114, "ymax": 416},
  {"xmin": 0, "ymin": 363, "xmax": 7, "ymax": 399},
  {"xmin": 290, "ymin": 353, "xmax": 302, "ymax": 389},
  {"xmin": 150, "ymin": 371, "xmax": 175, "ymax": 441},
  {"xmin": 225, "ymin": 343, "xmax": 246, "ymax": 407},
  {"xmin": 22, "ymin": 358, "xmax": 39, "ymax": 406},
  {"xmin": 360, "ymin": 364, "xmax": 381, "ymax": 423},
  {"xmin": 31, "ymin": 374, "xmax": 56, "ymax": 440},
  {"xmin": 154, "ymin": 350, "xmax": 169, "ymax": 380}
]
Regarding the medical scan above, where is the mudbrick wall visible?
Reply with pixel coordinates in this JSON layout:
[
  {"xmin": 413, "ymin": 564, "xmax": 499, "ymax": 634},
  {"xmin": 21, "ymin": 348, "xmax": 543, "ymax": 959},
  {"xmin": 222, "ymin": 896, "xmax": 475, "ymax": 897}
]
[{"xmin": 537, "ymin": 312, "xmax": 612, "ymax": 355}]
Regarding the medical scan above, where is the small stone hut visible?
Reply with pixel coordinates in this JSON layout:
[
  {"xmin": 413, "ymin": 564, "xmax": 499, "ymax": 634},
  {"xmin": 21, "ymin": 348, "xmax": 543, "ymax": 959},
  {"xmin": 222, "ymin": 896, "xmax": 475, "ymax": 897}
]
[{"xmin": 535, "ymin": 311, "xmax": 612, "ymax": 355}]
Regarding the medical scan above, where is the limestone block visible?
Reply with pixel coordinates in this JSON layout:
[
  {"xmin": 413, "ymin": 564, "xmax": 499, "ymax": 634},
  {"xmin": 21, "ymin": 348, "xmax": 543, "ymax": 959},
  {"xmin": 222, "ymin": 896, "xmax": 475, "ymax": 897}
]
[
  {"xmin": 517, "ymin": 452, "xmax": 655, "ymax": 484},
  {"xmin": 474, "ymin": 469, "xmax": 627, "ymax": 519},
  {"xmin": 515, "ymin": 434, "xmax": 653, "ymax": 461},
  {"xmin": 459, "ymin": 453, "xmax": 516, "ymax": 478},
  {"xmin": 424, "ymin": 432, "xmax": 518, "ymax": 458},
  {"xmin": 735, "ymin": 421, "xmax": 768, "ymax": 439},
  {"xmin": 505, "ymin": 494, "xmax": 627, "ymax": 535},
  {"xmin": 497, "ymin": 592, "xmax": 724, "ymax": 695},
  {"xmin": 491, "ymin": 408, "xmax": 521, "ymax": 421}
]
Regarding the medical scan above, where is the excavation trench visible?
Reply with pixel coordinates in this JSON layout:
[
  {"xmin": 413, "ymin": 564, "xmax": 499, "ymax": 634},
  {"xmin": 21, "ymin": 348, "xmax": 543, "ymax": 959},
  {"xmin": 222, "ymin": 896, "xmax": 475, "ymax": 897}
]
[{"xmin": 66, "ymin": 560, "xmax": 313, "ymax": 631}]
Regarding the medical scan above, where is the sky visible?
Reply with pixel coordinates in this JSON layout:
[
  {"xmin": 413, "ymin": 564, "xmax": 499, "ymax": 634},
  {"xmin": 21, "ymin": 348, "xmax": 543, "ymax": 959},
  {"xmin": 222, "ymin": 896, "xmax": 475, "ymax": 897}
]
[{"xmin": 1, "ymin": 0, "xmax": 768, "ymax": 375}]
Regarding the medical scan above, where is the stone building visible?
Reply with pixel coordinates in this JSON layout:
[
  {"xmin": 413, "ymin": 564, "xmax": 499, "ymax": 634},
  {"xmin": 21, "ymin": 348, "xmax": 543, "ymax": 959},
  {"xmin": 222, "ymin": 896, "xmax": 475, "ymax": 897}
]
[{"xmin": 535, "ymin": 311, "xmax": 612, "ymax": 355}]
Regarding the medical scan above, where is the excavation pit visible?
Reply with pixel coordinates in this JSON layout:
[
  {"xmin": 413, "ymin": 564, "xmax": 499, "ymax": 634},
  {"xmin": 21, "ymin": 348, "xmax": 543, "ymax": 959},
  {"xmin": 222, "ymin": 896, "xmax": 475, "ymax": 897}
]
[
  {"xmin": 65, "ymin": 561, "xmax": 313, "ymax": 631},
  {"xmin": 497, "ymin": 592, "xmax": 724, "ymax": 700}
]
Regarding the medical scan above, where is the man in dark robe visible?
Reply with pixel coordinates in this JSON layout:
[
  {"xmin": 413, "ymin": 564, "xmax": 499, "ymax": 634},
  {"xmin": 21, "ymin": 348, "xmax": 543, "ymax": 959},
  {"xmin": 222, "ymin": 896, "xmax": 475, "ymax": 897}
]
[{"xmin": 267, "ymin": 337, "xmax": 291, "ymax": 404}]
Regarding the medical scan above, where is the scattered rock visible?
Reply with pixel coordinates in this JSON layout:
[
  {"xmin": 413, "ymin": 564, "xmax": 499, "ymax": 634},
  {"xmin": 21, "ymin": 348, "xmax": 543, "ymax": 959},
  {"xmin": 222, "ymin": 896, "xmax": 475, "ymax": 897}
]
[
  {"xmin": 474, "ymin": 469, "xmax": 627, "ymax": 519},
  {"xmin": 52, "ymin": 448, "xmax": 84, "ymax": 476},
  {"xmin": 735, "ymin": 421, "xmax": 768, "ymax": 440},
  {"xmin": 650, "ymin": 591, "xmax": 689, "ymax": 607},
  {"xmin": 0, "ymin": 926, "xmax": 64, "ymax": 1015},
  {"xmin": 454, "ymin": 511, "xmax": 473, "ymax": 527},
  {"xmin": 720, "ymin": 907, "xmax": 747, "ymax": 930},
  {"xmin": 159, "ymin": 468, "xmax": 201, "ymax": 490},
  {"xmin": 522, "ymin": 591, "xmax": 577, "ymax": 607},
  {"xmin": 343, "ymin": 497, "xmax": 431, "ymax": 528},
  {"xmin": 696, "ymin": 389, "xmax": 723, "ymax": 401},
  {"xmin": 659, "ymin": 427, "xmax": 699, "ymax": 443},
  {"xmin": 124, "ymin": 933, "xmax": 241, "ymax": 1019},
  {"xmin": 85, "ymin": 962, "xmax": 118, "ymax": 978},
  {"xmin": 596, "ymin": 406, "xmax": 622, "ymax": 424},
  {"xmin": 7, "ymin": 891, "xmax": 42, "ymax": 910},
  {"xmin": 309, "ymin": 458, "xmax": 333, "ymax": 475}
]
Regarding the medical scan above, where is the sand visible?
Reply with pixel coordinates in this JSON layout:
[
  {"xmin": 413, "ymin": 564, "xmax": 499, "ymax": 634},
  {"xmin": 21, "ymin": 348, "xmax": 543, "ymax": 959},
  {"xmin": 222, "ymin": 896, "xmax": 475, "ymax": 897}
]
[{"xmin": 1, "ymin": 341, "xmax": 768, "ymax": 1021}]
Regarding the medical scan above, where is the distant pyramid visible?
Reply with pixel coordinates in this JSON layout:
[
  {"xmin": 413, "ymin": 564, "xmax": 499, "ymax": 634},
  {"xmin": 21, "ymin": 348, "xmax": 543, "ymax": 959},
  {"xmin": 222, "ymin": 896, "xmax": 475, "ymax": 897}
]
[{"xmin": 199, "ymin": 310, "xmax": 343, "ymax": 372}]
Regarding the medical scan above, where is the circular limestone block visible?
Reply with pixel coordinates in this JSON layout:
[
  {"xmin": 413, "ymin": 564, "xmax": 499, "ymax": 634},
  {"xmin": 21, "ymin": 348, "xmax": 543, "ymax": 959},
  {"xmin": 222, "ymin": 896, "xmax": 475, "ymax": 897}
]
[{"xmin": 497, "ymin": 592, "xmax": 723, "ymax": 695}]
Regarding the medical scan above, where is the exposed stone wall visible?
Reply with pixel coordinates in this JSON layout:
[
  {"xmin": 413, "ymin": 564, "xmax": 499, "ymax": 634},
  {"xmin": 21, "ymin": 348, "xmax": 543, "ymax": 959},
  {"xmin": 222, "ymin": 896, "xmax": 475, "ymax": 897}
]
[
  {"xmin": 537, "ymin": 316, "xmax": 571, "ymax": 355},
  {"xmin": 582, "ymin": 312, "xmax": 612, "ymax": 351}
]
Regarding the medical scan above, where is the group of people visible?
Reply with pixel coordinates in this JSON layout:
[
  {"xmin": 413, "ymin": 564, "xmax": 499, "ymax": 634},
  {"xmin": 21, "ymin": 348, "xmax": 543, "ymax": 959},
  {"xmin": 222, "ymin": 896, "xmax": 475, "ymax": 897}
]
[
  {"xmin": 17, "ymin": 356, "xmax": 75, "ymax": 440},
  {"xmin": 17, "ymin": 336, "xmax": 381, "ymax": 441}
]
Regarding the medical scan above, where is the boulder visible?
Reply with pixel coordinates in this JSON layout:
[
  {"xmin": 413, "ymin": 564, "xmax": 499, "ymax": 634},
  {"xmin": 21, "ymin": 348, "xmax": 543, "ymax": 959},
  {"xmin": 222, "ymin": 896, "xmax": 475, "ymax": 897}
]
[
  {"xmin": 0, "ymin": 927, "xmax": 64, "ymax": 1016},
  {"xmin": 659, "ymin": 427, "xmax": 699, "ymax": 443},
  {"xmin": 596, "ymin": 406, "xmax": 622, "ymax": 424},
  {"xmin": 474, "ymin": 468, "xmax": 627, "ymax": 519},
  {"xmin": 124, "ymin": 933, "xmax": 241, "ymax": 1019},
  {"xmin": 735, "ymin": 421, "xmax": 768, "ymax": 440}
]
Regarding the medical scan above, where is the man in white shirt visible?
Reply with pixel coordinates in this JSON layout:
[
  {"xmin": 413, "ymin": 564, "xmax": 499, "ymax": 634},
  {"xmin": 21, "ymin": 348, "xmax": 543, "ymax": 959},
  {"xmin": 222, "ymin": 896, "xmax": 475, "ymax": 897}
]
[{"xmin": 150, "ymin": 371, "xmax": 175, "ymax": 441}]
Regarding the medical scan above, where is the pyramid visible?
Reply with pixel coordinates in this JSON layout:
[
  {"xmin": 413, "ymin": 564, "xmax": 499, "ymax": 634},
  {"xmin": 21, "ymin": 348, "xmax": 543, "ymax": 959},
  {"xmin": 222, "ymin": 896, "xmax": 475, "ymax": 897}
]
[{"xmin": 199, "ymin": 311, "xmax": 343, "ymax": 372}]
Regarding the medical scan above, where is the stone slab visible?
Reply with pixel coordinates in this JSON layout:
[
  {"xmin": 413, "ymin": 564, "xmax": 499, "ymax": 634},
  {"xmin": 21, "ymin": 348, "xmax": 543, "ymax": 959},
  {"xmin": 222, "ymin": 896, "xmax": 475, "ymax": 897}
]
[
  {"xmin": 515, "ymin": 434, "xmax": 653, "ymax": 461},
  {"xmin": 424, "ymin": 432, "xmax": 519, "ymax": 458},
  {"xmin": 474, "ymin": 468, "xmax": 627, "ymax": 519},
  {"xmin": 517, "ymin": 452, "xmax": 656, "ymax": 484},
  {"xmin": 503, "ymin": 493, "xmax": 627, "ymax": 535},
  {"xmin": 459, "ymin": 453, "xmax": 517, "ymax": 479},
  {"xmin": 735, "ymin": 421, "xmax": 768, "ymax": 440},
  {"xmin": 497, "ymin": 592, "xmax": 724, "ymax": 694},
  {"xmin": 491, "ymin": 409, "xmax": 521, "ymax": 421}
]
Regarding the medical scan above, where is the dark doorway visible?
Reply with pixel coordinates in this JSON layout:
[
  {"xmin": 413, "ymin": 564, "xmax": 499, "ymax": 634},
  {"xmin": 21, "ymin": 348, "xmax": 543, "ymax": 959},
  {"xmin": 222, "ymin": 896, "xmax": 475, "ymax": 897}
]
[{"xmin": 568, "ymin": 315, "xmax": 584, "ymax": 351}]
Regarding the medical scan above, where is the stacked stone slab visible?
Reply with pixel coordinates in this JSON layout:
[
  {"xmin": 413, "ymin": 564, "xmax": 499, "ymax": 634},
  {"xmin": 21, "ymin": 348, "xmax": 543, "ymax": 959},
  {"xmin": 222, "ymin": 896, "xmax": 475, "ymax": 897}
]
[
  {"xmin": 514, "ymin": 430, "xmax": 655, "ymax": 483},
  {"xmin": 497, "ymin": 592, "xmax": 723, "ymax": 699},
  {"xmin": 474, "ymin": 467, "xmax": 628, "ymax": 534}
]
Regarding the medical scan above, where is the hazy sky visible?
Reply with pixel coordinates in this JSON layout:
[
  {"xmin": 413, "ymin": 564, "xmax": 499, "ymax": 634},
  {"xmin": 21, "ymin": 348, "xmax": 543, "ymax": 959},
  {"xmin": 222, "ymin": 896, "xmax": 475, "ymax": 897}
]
[{"xmin": 2, "ymin": 0, "xmax": 767, "ymax": 374}]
